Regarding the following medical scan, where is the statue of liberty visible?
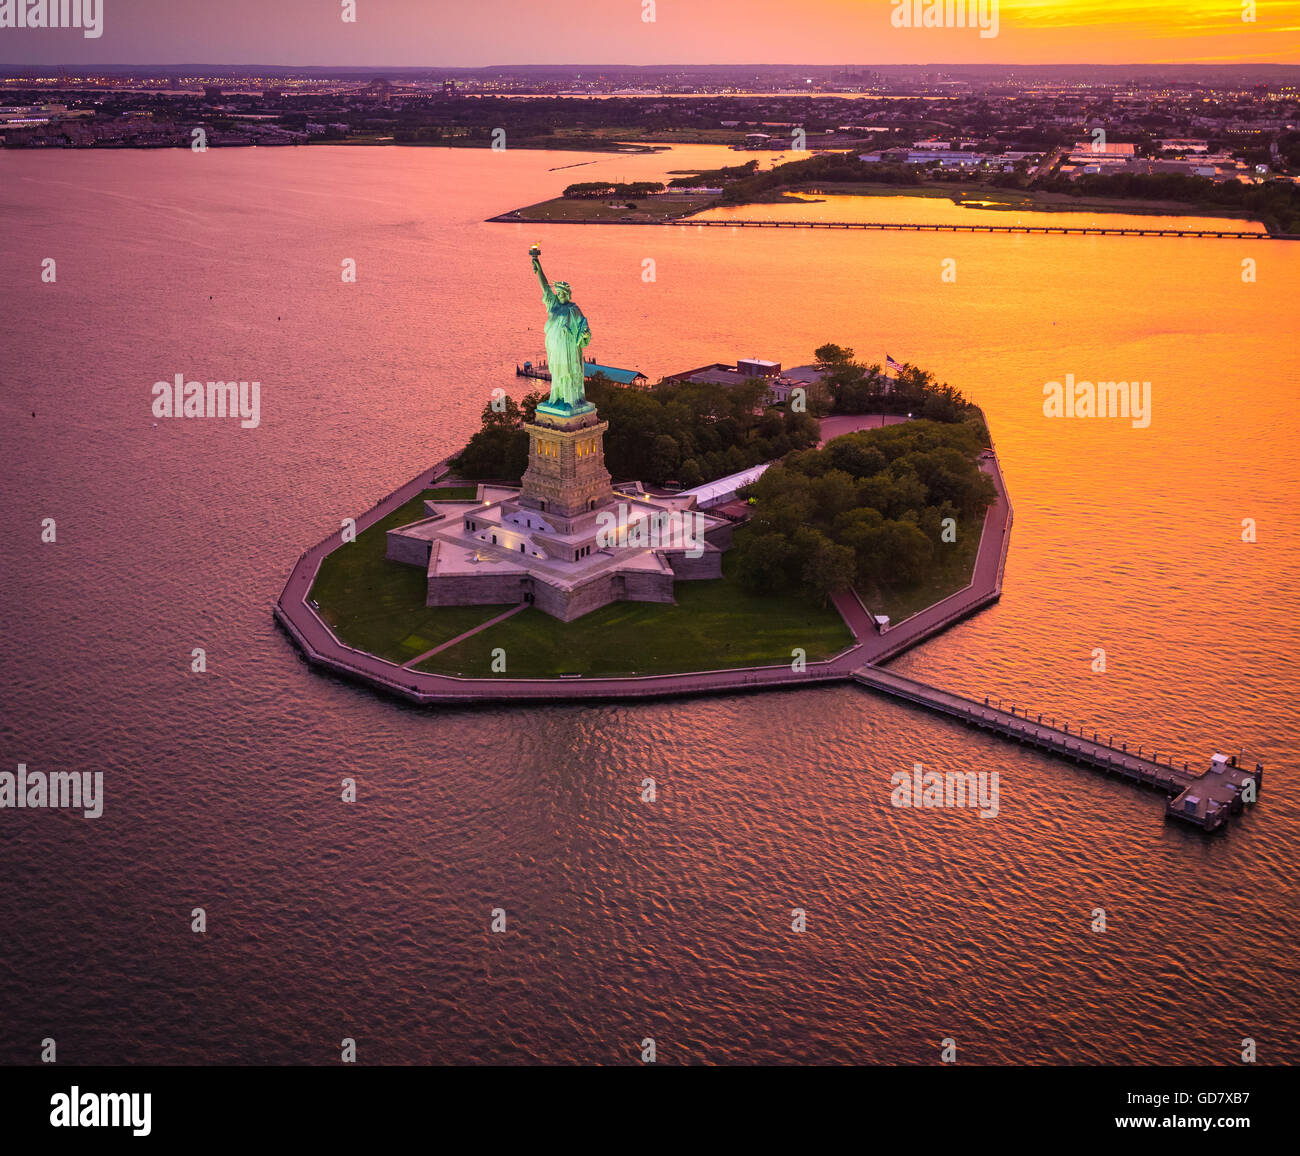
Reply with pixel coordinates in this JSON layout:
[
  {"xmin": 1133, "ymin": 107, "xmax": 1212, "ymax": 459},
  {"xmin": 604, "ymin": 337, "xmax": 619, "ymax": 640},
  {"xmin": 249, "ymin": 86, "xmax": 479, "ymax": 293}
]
[{"xmin": 530, "ymin": 246, "xmax": 593, "ymax": 413}]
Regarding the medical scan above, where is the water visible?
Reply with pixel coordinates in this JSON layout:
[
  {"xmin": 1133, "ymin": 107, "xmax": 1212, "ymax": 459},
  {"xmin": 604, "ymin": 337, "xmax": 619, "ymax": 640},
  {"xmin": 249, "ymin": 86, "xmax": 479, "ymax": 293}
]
[
  {"xmin": 696, "ymin": 189, "xmax": 1271, "ymax": 232},
  {"xmin": 1, "ymin": 145, "xmax": 1297, "ymax": 1064}
]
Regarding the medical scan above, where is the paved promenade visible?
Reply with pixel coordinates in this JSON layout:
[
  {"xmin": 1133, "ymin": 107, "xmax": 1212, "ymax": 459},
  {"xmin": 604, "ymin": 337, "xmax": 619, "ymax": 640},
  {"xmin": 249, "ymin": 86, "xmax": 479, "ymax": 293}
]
[{"xmin": 273, "ymin": 443, "xmax": 1014, "ymax": 704}]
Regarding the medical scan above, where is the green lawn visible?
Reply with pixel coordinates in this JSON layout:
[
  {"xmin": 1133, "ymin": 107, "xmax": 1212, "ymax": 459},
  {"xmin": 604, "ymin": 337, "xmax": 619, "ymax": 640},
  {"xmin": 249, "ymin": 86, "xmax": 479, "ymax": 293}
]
[
  {"xmin": 309, "ymin": 490, "xmax": 509, "ymax": 665},
  {"xmin": 858, "ymin": 515, "xmax": 983, "ymax": 626},
  {"xmin": 310, "ymin": 490, "xmax": 853, "ymax": 678},
  {"xmin": 426, "ymin": 485, "xmax": 478, "ymax": 501},
  {"xmin": 507, "ymin": 195, "xmax": 716, "ymax": 223},
  {"xmin": 415, "ymin": 552, "xmax": 853, "ymax": 678}
]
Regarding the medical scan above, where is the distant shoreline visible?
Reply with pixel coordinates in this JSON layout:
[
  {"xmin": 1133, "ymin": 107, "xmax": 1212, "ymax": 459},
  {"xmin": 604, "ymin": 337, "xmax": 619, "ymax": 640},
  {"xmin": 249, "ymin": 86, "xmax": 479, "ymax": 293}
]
[
  {"xmin": 4, "ymin": 139, "xmax": 1286, "ymax": 236},
  {"xmin": 495, "ymin": 177, "xmax": 1285, "ymax": 235},
  {"xmin": 488, "ymin": 205, "xmax": 1286, "ymax": 240}
]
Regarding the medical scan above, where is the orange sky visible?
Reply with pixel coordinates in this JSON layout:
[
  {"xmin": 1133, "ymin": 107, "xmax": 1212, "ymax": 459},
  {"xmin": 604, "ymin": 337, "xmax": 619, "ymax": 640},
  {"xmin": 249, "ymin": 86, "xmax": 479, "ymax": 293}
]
[{"xmin": 1, "ymin": 0, "xmax": 1297, "ymax": 66}]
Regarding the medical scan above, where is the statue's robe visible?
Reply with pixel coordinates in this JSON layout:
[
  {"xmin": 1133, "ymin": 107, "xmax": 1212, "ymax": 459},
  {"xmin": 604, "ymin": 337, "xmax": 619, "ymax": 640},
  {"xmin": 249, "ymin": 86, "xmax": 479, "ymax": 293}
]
[{"xmin": 542, "ymin": 290, "xmax": 591, "ymax": 407}]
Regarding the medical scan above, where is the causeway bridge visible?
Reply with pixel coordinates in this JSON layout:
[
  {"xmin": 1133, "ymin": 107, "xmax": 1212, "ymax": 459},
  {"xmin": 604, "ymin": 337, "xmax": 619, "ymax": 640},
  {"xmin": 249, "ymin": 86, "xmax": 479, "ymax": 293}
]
[{"xmin": 489, "ymin": 213, "xmax": 1289, "ymax": 241}]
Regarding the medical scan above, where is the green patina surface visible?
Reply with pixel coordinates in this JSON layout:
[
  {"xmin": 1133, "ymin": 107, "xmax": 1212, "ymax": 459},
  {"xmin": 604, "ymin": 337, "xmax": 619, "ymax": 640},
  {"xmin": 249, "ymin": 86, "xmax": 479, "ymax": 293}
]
[{"xmin": 530, "ymin": 246, "xmax": 594, "ymax": 414}]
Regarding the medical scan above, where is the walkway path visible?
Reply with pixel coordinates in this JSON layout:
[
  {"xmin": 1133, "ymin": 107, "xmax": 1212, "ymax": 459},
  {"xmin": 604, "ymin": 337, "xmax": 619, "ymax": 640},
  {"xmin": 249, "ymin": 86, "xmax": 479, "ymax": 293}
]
[
  {"xmin": 817, "ymin": 413, "xmax": 909, "ymax": 445},
  {"xmin": 401, "ymin": 603, "xmax": 529, "ymax": 668}
]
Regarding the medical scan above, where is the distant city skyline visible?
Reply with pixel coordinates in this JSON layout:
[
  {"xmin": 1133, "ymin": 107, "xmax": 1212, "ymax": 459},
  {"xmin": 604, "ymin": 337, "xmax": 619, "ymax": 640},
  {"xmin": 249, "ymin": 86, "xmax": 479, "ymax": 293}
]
[{"xmin": 1, "ymin": 0, "xmax": 1297, "ymax": 67}]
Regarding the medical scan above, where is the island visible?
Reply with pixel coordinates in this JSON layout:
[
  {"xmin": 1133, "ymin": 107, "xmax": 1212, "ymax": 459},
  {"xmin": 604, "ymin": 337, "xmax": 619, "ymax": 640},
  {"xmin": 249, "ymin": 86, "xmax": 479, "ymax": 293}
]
[{"xmin": 274, "ymin": 246, "xmax": 1262, "ymax": 834}]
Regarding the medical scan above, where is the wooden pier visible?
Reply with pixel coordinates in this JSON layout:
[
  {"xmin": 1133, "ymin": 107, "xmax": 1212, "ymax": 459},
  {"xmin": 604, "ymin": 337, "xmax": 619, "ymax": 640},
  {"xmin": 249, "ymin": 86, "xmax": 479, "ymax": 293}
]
[{"xmin": 853, "ymin": 666, "xmax": 1262, "ymax": 832}]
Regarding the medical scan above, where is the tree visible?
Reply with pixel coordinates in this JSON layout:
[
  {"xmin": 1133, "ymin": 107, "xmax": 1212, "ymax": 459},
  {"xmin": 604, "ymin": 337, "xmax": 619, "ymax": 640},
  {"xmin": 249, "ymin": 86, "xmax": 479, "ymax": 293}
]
[
  {"xmin": 521, "ymin": 390, "xmax": 545, "ymax": 421},
  {"xmin": 836, "ymin": 507, "xmax": 887, "ymax": 577},
  {"xmin": 874, "ymin": 520, "xmax": 933, "ymax": 585},
  {"xmin": 733, "ymin": 530, "xmax": 801, "ymax": 594},
  {"xmin": 814, "ymin": 343, "xmax": 855, "ymax": 370},
  {"xmin": 648, "ymin": 434, "xmax": 680, "ymax": 483},
  {"xmin": 826, "ymin": 435, "xmax": 887, "ymax": 478},
  {"xmin": 731, "ymin": 377, "xmax": 769, "ymax": 416},
  {"xmin": 480, "ymin": 394, "xmax": 521, "ymax": 430},
  {"xmin": 733, "ymin": 420, "xmax": 991, "ymax": 600},
  {"xmin": 812, "ymin": 469, "xmax": 861, "ymax": 520},
  {"xmin": 452, "ymin": 426, "xmax": 527, "ymax": 481},
  {"xmin": 802, "ymin": 535, "xmax": 857, "ymax": 604}
]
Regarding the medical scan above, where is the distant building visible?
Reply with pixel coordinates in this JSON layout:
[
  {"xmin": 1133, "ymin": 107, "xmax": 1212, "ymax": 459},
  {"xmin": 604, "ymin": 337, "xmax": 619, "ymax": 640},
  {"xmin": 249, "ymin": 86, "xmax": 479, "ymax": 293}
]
[
  {"xmin": 584, "ymin": 363, "xmax": 648, "ymax": 388},
  {"xmin": 862, "ymin": 147, "xmax": 1013, "ymax": 170},
  {"xmin": 665, "ymin": 357, "xmax": 789, "ymax": 405},
  {"xmin": 519, "ymin": 358, "xmax": 648, "ymax": 389},
  {"xmin": 680, "ymin": 462, "xmax": 772, "ymax": 510},
  {"xmin": 905, "ymin": 149, "xmax": 996, "ymax": 167},
  {"xmin": 203, "ymin": 85, "xmax": 222, "ymax": 101},
  {"xmin": 663, "ymin": 362, "xmax": 753, "ymax": 388},
  {"xmin": 1130, "ymin": 158, "xmax": 1220, "ymax": 178},
  {"xmin": 1067, "ymin": 140, "xmax": 1137, "ymax": 165},
  {"xmin": 0, "ymin": 103, "xmax": 68, "ymax": 125}
]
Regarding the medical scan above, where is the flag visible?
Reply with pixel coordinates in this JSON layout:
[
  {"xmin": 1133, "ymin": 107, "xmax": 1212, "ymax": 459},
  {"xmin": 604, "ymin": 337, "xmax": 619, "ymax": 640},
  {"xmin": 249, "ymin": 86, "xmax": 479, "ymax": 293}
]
[{"xmin": 886, "ymin": 353, "xmax": 903, "ymax": 372}]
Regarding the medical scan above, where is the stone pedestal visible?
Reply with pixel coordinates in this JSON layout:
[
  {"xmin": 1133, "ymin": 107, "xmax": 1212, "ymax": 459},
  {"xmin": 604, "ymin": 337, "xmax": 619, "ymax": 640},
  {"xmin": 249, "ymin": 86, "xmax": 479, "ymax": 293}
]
[{"xmin": 519, "ymin": 406, "xmax": 613, "ymax": 531}]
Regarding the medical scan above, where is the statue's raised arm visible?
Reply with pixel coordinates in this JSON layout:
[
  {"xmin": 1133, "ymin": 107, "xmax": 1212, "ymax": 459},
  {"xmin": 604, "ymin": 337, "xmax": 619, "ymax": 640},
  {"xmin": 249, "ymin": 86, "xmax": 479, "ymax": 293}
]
[{"xmin": 531, "ymin": 248, "xmax": 556, "ymax": 309}]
